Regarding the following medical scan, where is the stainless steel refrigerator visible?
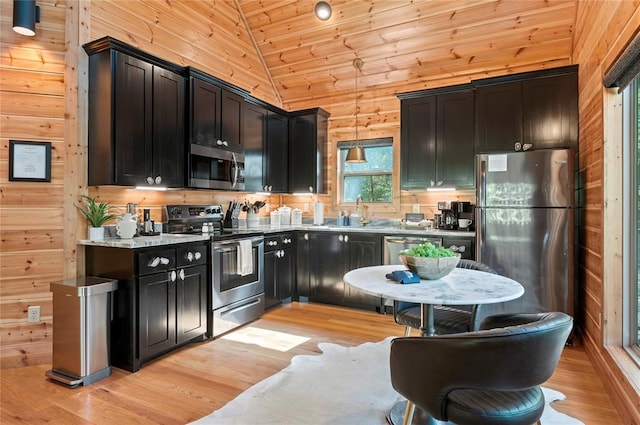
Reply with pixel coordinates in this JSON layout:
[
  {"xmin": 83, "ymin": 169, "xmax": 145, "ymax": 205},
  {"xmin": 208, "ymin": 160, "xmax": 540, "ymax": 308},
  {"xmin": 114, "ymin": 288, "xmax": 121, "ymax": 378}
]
[{"xmin": 476, "ymin": 149, "xmax": 575, "ymax": 318}]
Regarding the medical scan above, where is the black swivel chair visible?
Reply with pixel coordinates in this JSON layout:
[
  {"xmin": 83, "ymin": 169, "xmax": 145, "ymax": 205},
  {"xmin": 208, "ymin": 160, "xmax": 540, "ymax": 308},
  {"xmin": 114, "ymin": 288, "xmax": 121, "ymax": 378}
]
[
  {"xmin": 393, "ymin": 259, "xmax": 498, "ymax": 336},
  {"xmin": 389, "ymin": 312, "xmax": 573, "ymax": 425}
]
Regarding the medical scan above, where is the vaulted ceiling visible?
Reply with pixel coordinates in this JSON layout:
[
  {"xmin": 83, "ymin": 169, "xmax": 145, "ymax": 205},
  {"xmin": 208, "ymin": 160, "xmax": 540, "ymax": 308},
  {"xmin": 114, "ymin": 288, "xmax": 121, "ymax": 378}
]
[{"xmin": 235, "ymin": 0, "xmax": 576, "ymax": 110}]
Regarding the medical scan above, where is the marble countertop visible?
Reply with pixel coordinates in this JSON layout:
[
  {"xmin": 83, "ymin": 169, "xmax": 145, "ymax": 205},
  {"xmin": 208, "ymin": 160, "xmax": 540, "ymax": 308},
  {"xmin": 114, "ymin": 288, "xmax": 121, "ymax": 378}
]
[
  {"xmin": 78, "ymin": 223, "xmax": 475, "ymax": 249},
  {"xmin": 343, "ymin": 265, "xmax": 524, "ymax": 305}
]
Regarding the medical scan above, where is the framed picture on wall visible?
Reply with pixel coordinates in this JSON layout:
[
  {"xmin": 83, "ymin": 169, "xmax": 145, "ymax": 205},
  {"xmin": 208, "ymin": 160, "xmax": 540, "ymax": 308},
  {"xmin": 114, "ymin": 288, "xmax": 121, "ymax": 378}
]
[{"xmin": 9, "ymin": 140, "xmax": 52, "ymax": 182}]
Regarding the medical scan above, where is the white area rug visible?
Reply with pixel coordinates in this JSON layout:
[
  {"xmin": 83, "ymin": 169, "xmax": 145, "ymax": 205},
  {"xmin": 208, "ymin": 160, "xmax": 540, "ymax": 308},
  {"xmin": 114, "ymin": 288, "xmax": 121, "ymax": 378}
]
[{"xmin": 190, "ymin": 337, "xmax": 583, "ymax": 425}]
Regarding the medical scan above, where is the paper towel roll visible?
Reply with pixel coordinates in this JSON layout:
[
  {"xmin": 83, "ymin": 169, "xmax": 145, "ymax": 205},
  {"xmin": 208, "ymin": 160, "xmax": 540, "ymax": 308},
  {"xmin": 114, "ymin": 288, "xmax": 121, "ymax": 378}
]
[{"xmin": 313, "ymin": 202, "xmax": 324, "ymax": 225}]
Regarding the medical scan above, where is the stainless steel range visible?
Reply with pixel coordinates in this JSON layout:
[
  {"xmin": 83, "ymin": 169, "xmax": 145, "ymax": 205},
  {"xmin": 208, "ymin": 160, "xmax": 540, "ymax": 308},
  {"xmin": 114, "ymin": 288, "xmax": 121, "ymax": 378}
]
[{"xmin": 164, "ymin": 205, "xmax": 265, "ymax": 338}]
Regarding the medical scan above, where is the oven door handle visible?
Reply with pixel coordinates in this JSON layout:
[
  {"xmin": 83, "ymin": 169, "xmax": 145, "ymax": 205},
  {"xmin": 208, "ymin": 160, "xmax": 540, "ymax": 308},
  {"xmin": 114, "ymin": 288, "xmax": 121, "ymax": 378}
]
[{"xmin": 219, "ymin": 297, "xmax": 262, "ymax": 317}]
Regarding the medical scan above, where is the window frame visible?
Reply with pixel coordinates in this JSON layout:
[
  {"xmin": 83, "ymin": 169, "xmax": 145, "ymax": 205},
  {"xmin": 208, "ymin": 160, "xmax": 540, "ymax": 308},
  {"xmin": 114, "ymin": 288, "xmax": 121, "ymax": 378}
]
[
  {"xmin": 603, "ymin": 81, "xmax": 640, "ymax": 372},
  {"xmin": 336, "ymin": 136, "xmax": 400, "ymax": 214}
]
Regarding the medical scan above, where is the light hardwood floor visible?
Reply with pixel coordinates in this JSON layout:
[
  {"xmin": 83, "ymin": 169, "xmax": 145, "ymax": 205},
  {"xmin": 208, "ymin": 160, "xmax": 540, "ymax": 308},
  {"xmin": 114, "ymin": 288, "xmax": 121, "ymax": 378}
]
[{"xmin": 1, "ymin": 302, "xmax": 620, "ymax": 424}]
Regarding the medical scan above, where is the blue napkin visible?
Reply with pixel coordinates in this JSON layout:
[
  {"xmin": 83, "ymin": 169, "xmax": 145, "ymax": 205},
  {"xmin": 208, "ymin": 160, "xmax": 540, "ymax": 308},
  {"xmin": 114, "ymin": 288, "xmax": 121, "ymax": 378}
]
[{"xmin": 386, "ymin": 270, "xmax": 420, "ymax": 284}]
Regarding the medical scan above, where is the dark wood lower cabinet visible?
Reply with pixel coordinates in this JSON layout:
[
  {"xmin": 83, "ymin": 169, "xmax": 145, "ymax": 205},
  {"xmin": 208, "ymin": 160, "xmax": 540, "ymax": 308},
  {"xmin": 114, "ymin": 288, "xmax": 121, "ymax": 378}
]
[
  {"xmin": 264, "ymin": 233, "xmax": 295, "ymax": 309},
  {"xmin": 302, "ymin": 232, "xmax": 383, "ymax": 311},
  {"xmin": 86, "ymin": 242, "xmax": 208, "ymax": 372}
]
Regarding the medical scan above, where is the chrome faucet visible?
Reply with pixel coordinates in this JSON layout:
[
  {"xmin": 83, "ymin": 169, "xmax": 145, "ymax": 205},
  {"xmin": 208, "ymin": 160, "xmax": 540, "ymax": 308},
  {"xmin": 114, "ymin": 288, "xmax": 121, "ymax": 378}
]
[{"xmin": 355, "ymin": 195, "xmax": 369, "ymax": 226}]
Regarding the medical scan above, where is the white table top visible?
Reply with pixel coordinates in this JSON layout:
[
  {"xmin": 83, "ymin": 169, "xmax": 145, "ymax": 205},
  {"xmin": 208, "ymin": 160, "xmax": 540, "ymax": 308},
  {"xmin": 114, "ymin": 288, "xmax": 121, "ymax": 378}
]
[{"xmin": 343, "ymin": 265, "xmax": 524, "ymax": 305}]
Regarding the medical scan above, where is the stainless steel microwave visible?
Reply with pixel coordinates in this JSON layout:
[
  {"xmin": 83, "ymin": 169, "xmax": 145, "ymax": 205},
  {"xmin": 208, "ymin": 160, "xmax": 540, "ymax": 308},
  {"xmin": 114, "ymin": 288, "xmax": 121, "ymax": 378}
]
[{"xmin": 188, "ymin": 144, "xmax": 245, "ymax": 190}]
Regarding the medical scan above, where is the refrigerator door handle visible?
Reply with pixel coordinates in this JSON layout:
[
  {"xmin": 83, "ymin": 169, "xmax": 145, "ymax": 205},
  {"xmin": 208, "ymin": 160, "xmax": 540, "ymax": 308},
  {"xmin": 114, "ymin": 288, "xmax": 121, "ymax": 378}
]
[{"xmin": 478, "ymin": 159, "xmax": 487, "ymax": 207}]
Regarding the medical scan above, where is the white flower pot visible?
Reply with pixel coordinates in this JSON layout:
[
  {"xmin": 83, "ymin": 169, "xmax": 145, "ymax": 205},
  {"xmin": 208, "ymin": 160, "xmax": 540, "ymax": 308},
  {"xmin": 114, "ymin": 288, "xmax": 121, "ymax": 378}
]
[{"xmin": 88, "ymin": 226, "xmax": 105, "ymax": 241}]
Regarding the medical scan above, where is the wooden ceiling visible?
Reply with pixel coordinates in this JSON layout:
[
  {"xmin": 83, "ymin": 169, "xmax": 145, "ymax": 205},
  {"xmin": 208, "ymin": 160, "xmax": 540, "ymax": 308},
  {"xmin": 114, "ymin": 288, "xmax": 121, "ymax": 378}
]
[{"xmin": 235, "ymin": 0, "xmax": 576, "ymax": 109}]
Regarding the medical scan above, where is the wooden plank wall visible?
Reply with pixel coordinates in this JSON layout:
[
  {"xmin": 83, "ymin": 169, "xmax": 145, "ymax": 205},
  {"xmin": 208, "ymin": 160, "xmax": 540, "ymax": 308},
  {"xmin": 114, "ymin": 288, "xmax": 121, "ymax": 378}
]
[
  {"xmin": 573, "ymin": 1, "xmax": 640, "ymax": 423},
  {"xmin": 0, "ymin": 0, "xmax": 570, "ymax": 368},
  {"xmin": 4, "ymin": 8, "xmax": 639, "ymax": 420},
  {"xmin": 0, "ymin": 0, "xmax": 68, "ymax": 367}
]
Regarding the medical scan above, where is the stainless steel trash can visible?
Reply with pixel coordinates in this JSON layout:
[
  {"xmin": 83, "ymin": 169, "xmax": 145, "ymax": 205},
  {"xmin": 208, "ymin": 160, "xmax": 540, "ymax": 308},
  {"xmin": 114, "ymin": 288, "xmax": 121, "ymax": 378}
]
[{"xmin": 46, "ymin": 276, "xmax": 118, "ymax": 387}]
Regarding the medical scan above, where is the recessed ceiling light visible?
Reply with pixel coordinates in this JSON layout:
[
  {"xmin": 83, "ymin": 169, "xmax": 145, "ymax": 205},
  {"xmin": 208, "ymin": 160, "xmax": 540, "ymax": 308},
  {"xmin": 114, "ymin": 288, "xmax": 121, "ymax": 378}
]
[{"xmin": 315, "ymin": 1, "xmax": 332, "ymax": 21}]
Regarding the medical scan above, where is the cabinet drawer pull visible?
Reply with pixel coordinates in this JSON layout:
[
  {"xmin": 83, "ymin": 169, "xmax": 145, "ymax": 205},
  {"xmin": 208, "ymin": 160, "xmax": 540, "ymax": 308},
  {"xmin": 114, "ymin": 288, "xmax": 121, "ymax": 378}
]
[
  {"xmin": 344, "ymin": 235, "xmax": 349, "ymax": 243},
  {"xmin": 304, "ymin": 233, "xmax": 309, "ymax": 240},
  {"xmin": 449, "ymin": 245, "xmax": 465, "ymax": 253},
  {"xmin": 147, "ymin": 176, "xmax": 154, "ymax": 185},
  {"xmin": 170, "ymin": 270, "xmax": 177, "ymax": 282},
  {"xmin": 186, "ymin": 251, "xmax": 194, "ymax": 262},
  {"xmin": 155, "ymin": 176, "xmax": 162, "ymax": 184},
  {"xmin": 160, "ymin": 257, "xmax": 170, "ymax": 265},
  {"xmin": 178, "ymin": 269, "xmax": 185, "ymax": 280},
  {"xmin": 194, "ymin": 252, "xmax": 202, "ymax": 260},
  {"xmin": 149, "ymin": 257, "xmax": 160, "ymax": 267}
]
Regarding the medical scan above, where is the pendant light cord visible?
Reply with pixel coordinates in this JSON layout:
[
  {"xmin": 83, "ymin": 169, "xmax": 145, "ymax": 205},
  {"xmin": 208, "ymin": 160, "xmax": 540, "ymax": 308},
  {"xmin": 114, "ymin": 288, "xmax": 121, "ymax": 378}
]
[{"xmin": 353, "ymin": 58, "xmax": 363, "ymax": 144}]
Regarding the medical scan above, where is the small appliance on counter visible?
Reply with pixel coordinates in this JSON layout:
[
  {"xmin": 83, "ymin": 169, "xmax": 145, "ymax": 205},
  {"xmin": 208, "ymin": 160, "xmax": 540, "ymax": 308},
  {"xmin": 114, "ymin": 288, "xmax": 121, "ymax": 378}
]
[
  {"xmin": 436, "ymin": 201, "xmax": 474, "ymax": 230},
  {"xmin": 139, "ymin": 208, "xmax": 160, "ymax": 236}
]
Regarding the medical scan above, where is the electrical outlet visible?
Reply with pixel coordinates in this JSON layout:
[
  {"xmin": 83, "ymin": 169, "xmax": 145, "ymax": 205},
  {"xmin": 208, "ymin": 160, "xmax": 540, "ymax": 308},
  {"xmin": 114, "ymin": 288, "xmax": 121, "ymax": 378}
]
[
  {"xmin": 303, "ymin": 203, "xmax": 310, "ymax": 212},
  {"xmin": 412, "ymin": 204, "xmax": 420, "ymax": 213},
  {"xmin": 27, "ymin": 305, "xmax": 40, "ymax": 323}
]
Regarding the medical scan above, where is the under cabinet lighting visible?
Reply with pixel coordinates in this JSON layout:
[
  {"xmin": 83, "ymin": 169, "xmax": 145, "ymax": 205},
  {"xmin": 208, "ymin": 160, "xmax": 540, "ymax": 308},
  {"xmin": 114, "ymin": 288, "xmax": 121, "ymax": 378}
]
[
  {"xmin": 134, "ymin": 186, "xmax": 168, "ymax": 191},
  {"xmin": 426, "ymin": 187, "xmax": 456, "ymax": 192}
]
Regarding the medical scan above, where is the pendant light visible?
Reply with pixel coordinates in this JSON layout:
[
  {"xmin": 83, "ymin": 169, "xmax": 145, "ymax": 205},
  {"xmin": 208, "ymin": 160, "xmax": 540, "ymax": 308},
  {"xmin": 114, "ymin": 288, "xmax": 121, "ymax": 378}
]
[{"xmin": 346, "ymin": 58, "xmax": 367, "ymax": 163}]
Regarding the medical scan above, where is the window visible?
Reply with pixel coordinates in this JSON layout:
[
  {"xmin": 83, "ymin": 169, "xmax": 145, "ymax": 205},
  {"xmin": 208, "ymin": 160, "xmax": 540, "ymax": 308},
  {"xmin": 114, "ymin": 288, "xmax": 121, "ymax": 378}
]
[
  {"xmin": 338, "ymin": 138, "xmax": 393, "ymax": 203},
  {"xmin": 623, "ymin": 75, "xmax": 640, "ymax": 352}
]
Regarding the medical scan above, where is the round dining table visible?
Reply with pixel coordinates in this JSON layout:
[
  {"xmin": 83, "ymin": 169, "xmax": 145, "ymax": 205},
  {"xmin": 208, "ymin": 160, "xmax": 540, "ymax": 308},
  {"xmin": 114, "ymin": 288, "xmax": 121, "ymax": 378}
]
[
  {"xmin": 343, "ymin": 264, "xmax": 525, "ymax": 337},
  {"xmin": 344, "ymin": 264, "xmax": 525, "ymax": 425}
]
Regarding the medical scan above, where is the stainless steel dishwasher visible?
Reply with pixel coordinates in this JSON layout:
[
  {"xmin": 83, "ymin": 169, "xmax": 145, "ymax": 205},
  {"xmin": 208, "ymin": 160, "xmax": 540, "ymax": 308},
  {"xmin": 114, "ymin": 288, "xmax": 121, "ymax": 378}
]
[
  {"xmin": 383, "ymin": 235, "xmax": 443, "ymax": 309},
  {"xmin": 383, "ymin": 235, "xmax": 443, "ymax": 265}
]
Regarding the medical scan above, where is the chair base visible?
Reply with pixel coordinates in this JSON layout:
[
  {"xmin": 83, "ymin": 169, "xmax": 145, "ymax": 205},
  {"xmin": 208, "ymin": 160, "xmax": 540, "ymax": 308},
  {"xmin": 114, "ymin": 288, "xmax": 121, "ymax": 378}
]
[{"xmin": 386, "ymin": 400, "xmax": 452, "ymax": 425}]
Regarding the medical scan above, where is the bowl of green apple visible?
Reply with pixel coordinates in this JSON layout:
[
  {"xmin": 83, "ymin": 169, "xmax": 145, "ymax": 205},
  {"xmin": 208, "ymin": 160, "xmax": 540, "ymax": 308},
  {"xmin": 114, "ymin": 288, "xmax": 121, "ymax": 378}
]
[{"xmin": 398, "ymin": 242, "xmax": 460, "ymax": 280}]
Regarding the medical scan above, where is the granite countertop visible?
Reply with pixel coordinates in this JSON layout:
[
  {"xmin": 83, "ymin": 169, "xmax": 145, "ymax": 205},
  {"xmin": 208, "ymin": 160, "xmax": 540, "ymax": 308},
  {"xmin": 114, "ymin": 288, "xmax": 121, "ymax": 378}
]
[
  {"xmin": 78, "ymin": 233, "xmax": 210, "ymax": 248},
  {"xmin": 78, "ymin": 223, "xmax": 475, "ymax": 249}
]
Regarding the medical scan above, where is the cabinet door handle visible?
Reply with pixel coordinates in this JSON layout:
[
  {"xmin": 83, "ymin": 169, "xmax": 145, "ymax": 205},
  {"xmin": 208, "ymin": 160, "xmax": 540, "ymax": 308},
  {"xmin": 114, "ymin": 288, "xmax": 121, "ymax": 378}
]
[
  {"xmin": 449, "ymin": 245, "xmax": 465, "ymax": 253},
  {"xmin": 194, "ymin": 252, "xmax": 202, "ymax": 260},
  {"xmin": 284, "ymin": 238, "xmax": 291, "ymax": 244},
  {"xmin": 160, "ymin": 257, "xmax": 170, "ymax": 265},
  {"xmin": 223, "ymin": 140, "xmax": 229, "ymax": 146},
  {"xmin": 308, "ymin": 186, "xmax": 313, "ymax": 192},
  {"xmin": 178, "ymin": 269, "xmax": 185, "ymax": 280},
  {"xmin": 304, "ymin": 233, "xmax": 309, "ymax": 240},
  {"xmin": 155, "ymin": 176, "xmax": 162, "ymax": 185},
  {"xmin": 216, "ymin": 140, "xmax": 223, "ymax": 146},
  {"xmin": 149, "ymin": 257, "xmax": 161, "ymax": 267},
  {"xmin": 187, "ymin": 252, "xmax": 194, "ymax": 262},
  {"xmin": 338, "ymin": 235, "xmax": 343, "ymax": 242},
  {"xmin": 344, "ymin": 235, "xmax": 349, "ymax": 243},
  {"xmin": 170, "ymin": 270, "xmax": 177, "ymax": 282},
  {"xmin": 147, "ymin": 176, "xmax": 154, "ymax": 185}
]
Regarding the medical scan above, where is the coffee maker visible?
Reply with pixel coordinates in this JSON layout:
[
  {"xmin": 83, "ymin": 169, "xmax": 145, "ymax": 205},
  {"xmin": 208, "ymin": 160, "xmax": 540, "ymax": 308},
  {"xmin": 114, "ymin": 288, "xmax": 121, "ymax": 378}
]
[{"xmin": 436, "ymin": 201, "xmax": 474, "ymax": 230}]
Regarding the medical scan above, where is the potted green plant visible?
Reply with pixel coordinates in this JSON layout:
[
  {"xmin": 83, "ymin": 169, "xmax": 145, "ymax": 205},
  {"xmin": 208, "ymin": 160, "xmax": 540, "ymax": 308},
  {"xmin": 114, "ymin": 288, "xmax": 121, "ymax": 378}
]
[{"xmin": 76, "ymin": 195, "xmax": 117, "ymax": 240}]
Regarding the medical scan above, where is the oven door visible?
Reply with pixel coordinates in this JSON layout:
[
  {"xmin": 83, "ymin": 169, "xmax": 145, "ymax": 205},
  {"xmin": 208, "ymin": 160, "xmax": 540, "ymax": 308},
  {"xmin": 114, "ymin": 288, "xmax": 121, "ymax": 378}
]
[{"xmin": 211, "ymin": 235, "xmax": 264, "ymax": 310}]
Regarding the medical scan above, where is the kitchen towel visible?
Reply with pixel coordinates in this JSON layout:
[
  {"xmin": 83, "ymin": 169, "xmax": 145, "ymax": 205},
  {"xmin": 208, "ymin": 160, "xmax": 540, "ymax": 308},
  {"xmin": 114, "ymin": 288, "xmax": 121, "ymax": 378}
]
[{"xmin": 237, "ymin": 239, "xmax": 253, "ymax": 276}]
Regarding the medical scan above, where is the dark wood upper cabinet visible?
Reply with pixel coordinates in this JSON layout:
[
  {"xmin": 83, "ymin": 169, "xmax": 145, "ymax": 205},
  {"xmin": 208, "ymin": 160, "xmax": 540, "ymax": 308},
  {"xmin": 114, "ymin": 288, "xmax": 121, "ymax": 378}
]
[
  {"xmin": 264, "ymin": 111, "xmax": 289, "ymax": 193},
  {"xmin": 288, "ymin": 108, "xmax": 329, "ymax": 194},
  {"xmin": 475, "ymin": 81, "xmax": 523, "ymax": 153},
  {"xmin": 242, "ymin": 101, "xmax": 267, "ymax": 192},
  {"xmin": 220, "ymin": 90, "xmax": 243, "ymax": 152},
  {"xmin": 436, "ymin": 91, "xmax": 475, "ymax": 188},
  {"xmin": 190, "ymin": 77, "xmax": 221, "ymax": 148},
  {"xmin": 400, "ymin": 96, "xmax": 436, "ymax": 189},
  {"xmin": 188, "ymin": 69, "xmax": 248, "ymax": 153},
  {"xmin": 399, "ymin": 87, "xmax": 474, "ymax": 189},
  {"xmin": 475, "ymin": 66, "xmax": 578, "ymax": 153},
  {"xmin": 85, "ymin": 38, "xmax": 185, "ymax": 188}
]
